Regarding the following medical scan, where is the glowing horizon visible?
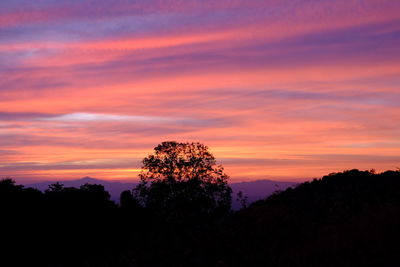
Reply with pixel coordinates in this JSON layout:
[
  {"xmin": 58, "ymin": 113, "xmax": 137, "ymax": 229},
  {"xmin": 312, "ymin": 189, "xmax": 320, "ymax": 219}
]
[{"xmin": 1, "ymin": 0, "xmax": 400, "ymax": 183}]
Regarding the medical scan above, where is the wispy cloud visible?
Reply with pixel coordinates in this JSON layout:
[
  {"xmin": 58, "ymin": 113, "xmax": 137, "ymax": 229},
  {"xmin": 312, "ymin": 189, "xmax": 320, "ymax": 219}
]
[
  {"xmin": 42, "ymin": 112, "xmax": 180, "ymax": 123},
  {"xmin": 1, "ymin": 0, "xmax": 400, "ymax": 181}
]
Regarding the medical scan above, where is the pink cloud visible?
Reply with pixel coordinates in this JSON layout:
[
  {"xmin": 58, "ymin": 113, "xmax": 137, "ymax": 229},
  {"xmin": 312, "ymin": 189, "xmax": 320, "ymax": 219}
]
[{"xmin": 1, "ymin": 0, "xmax": 400, "ymax": 181}]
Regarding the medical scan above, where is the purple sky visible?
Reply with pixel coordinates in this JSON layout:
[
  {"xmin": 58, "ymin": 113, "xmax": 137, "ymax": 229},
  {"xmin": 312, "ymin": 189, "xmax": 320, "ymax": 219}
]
[{"xmin": 1, "ymin": 0, "xmax": 400, "ymax": 182}]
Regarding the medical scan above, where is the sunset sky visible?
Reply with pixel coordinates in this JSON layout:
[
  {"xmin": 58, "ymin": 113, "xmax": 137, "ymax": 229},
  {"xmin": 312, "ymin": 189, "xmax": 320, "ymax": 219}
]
[{"xmin": 1, "ymin": 0, "xmax": 400, "ymax": 183}]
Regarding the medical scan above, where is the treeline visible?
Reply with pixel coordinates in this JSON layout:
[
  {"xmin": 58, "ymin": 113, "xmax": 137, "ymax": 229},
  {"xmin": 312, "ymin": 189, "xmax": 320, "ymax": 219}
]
[
  {"xmin": 1, "ymin": 169, "xmax": 400, "ymax": 266},
  {"xmin": 218, "ymin": 169, "xmax": 400, "ymax": 267}
]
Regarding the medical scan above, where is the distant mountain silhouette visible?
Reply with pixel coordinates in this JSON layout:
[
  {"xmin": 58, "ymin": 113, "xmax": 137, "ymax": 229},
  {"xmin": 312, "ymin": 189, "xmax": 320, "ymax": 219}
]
[{"xmin": 26, "ymin": 177, "xmax": 296, "ymax": 207}]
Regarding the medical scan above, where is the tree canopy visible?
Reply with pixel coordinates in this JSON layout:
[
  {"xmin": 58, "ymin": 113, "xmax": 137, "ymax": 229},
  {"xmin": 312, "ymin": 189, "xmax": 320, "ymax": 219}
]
[
  {"xmin": 134, "ymin": 141, "xmax": 232, "ymax": 219},
  {"xmin": 2, "ymin": 168, "xmax": 400, "ymax": 266}
]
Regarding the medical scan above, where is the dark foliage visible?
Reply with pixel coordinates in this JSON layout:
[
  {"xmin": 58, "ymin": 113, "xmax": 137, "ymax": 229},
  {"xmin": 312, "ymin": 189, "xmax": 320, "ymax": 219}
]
[
  {"xmin": 1, "ymin": 169, "xmax": 400, "ymax": 266},
  {"xmin": 134, "ymin": 141, "xmax": 232, "ymax": 222},
  {"xmin": 216, "ymin": 169, "xmax": 400, "ymax": 267}
]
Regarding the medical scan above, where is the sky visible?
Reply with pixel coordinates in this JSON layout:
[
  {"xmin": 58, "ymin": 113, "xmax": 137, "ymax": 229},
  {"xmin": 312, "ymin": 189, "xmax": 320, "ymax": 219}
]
[{"xmin": 1, "ymin": 0, "xmax": 400, "ymax": 183}]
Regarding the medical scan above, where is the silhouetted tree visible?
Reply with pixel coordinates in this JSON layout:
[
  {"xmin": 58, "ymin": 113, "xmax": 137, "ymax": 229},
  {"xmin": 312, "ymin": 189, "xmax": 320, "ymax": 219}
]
[
  {"xmin": 134, "ymin": 141, "xmax": 232, "ymax": 221},
  {"xmin": 120, "ymin": 190, "xmax": 141, "ymax": 210},
  {"xmin": 45, "ymin": 181, "xmax": 64, "ymax": 193},
  {"xmin": 216, "ymin": 169, "xmax": 400, "ymax": 267},
  {"xmin": 79, "ymin": 183, "xmax": 113, "ymax": 206},
  {"xmin": 4, "ymin": 168, "xmax": 400, "ymax": 267},
  {"xmin": 0, "ymin": 178, "xmax": 22, "ymax": 191},
  {"xmin": 236, "ymin": 190, "xmax": 248, "ymax": 209}
]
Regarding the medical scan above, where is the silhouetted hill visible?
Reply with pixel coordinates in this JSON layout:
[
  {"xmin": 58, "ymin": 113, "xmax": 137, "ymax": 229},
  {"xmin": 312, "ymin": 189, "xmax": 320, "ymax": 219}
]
[
  {"xmin": 217, "ymin": 169, "xmax": 400, "ymax": 266},
  {"xmin": 26, "ymin": 177, "xmax": 295, "ymax": 207},
  {"xmin": 230, "ymin": 179, "xmax": 296, "ymax": 209},
  {"xmin": 4, "ymin": 169, "xmax": 399, "ymax": 266}
]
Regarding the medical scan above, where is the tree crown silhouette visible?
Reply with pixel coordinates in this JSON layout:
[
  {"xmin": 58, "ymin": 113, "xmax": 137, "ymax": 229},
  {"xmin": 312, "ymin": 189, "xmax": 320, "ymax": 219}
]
[{"xmin": 134, "ymin": 141, "xmax": 232, "ymax": 218}]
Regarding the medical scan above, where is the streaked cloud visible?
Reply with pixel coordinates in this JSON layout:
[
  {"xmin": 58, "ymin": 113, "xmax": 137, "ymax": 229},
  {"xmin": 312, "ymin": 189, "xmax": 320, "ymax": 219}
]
[
  {"xmin": 42, "ymin": 112, "xmax": 181, "ymax": 123},
  {"xmin": 1, "ymin": 0, "xmax": 399, "ymax": 182}
]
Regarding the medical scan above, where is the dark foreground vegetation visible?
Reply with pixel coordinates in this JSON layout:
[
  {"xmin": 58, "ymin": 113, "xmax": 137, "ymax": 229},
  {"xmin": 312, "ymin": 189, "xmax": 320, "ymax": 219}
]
[
  {"xmin": 1, "ymin": 143, "xmax": 400, "ymax": 266},
  {"xmin": 2, "ymin": 169, "xmax": 400, "ymax": 267}
]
